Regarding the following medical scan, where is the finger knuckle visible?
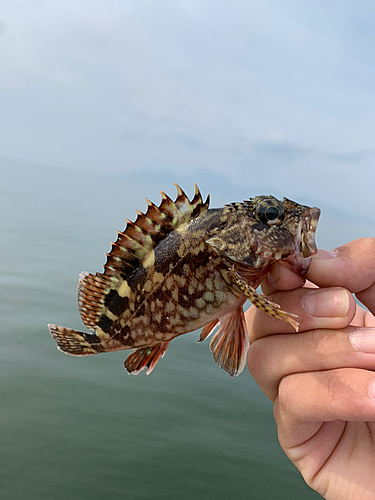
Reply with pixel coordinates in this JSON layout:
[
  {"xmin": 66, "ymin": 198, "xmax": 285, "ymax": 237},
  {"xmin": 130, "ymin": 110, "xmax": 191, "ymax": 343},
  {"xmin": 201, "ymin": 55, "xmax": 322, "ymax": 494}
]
[
  {"xmin": 360, "ymin": 237, "xmax": 375, "ymax": 253},
  {"xmin": 324, "ymin": 369, "xmax": 371, "ymax": 415},
  {"xmin": 247, "ymin": 338, "xmax": 268, "ymax": 380},
  {"xmin": 351, "ymin": 238, "xmax": 375, "ymax": 272},
  {"xmin": 325, "ymin": 370, "xmax": 342, "ymax": 402},
  {"xmin": 277, "ymin": 375, "xmax": 295, "ymax": 414},
  {"xmin": 306, "ymin": 329, "xmax": 334, "ymax": 356},
  {"xmin": 344, "ymin": 237, "xmax": 375, "ymax": 254}
]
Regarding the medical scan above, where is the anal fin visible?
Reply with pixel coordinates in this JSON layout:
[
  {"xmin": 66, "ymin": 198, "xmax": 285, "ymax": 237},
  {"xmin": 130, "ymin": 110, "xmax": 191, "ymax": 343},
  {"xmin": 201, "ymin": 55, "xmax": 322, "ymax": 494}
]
[
  {"xmin": 209, "ymin": 306, "xmax": 249, "ymax": 377},
  {"xmin": 124, "ymin": 342, "xmax": 170, "ymax": 375}
]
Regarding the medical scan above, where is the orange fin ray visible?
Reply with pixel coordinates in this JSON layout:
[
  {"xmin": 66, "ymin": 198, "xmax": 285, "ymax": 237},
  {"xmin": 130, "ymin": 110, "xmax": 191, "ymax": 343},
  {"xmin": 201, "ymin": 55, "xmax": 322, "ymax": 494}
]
[
  {"xmin": 209, "ymin": 306, "xmax": 249, "ymax": 377},
  {"xmin": 227, "ymin": 266, "xmax": 300, "ymax": 331},
  {"xmin": 124, "ymin": 342, "xmax": 170, "ymax": 375},
  {"xmin": 198, "ymin": 318, "xmax": 219, "ymax": 342}
]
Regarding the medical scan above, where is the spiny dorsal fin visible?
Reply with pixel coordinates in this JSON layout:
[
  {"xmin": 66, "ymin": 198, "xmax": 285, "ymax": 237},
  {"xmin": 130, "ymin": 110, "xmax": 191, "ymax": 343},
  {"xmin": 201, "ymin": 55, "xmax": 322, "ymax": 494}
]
[
  {"xmin": 103, "ymin": 183, "xmax": 209, "ymax": 280},
  {"xmin": 77, "ymin": 184, "xmax": 209, "ymax": 329}
]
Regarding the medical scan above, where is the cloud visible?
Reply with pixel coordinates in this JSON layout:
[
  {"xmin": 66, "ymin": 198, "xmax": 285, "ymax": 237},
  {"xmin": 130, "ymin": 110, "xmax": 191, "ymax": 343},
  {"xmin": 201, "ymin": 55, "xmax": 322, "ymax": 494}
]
[
  {"xmin": 0, "ymin": 19, "xmax": 6, "ymax": 36},
  {"xmin": 0, "ymin": 0, "xmax": 374, "ymax": 220},
  {"xmin": 326, "ymin": 151, "xmax": 371, "ymax": 164}
]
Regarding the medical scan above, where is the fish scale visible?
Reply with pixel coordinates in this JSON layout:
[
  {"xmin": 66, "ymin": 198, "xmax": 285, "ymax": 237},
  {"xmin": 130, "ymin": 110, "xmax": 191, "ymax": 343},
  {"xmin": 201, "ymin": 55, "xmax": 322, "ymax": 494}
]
[{"xmin": 48, "ymin": 184, "xmax": 320, "ymax": 377}]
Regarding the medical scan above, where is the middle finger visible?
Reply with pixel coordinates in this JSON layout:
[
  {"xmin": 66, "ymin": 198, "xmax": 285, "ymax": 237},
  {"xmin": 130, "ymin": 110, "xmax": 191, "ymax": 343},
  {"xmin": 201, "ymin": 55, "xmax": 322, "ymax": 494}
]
[{"xmin": 248, "ymin": 326, "xmax": 375, "ymax": 401}]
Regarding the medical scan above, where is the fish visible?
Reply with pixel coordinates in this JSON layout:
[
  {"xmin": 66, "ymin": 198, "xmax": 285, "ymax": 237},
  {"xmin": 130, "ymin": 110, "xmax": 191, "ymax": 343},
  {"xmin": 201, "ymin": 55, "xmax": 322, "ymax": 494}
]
[{"xmin": 48, "ymin": 184, "xmax": 320, "ymax": 377}]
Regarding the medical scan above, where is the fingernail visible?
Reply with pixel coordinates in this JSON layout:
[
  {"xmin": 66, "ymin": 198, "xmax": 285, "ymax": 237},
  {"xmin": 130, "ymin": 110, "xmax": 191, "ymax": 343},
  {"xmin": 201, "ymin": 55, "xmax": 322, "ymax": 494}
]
[
  {"xmin": 267, "ymin": 264, "xmax": 280, "ymax": 284},
  {"xmin": 313, "ymin": 249, "xmax": 338, "ymax": 260},
  {"xmin": 349, "ymin": 328, "xmax": 375, "ymax": 353},
  {"xmin": 368, "ymin": 379, "xmax": 375, "ymax": 401},
  {"xmin": 303, "ymin": 289, "xmax": 350, "ymax": 317}
]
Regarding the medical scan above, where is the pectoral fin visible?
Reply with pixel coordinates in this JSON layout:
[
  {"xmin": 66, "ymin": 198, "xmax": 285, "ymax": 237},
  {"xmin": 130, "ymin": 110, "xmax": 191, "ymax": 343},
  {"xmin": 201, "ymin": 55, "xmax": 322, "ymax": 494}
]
[{"xmin": 227, "ymin": 266, "xmax": 299, "ymax": 331}]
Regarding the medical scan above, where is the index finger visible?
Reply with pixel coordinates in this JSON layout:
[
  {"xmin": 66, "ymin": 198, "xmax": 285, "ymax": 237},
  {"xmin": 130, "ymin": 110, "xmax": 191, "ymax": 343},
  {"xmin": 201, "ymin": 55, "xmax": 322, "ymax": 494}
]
[
  {"xmin": 261, "ymin": 261, "xmax": 307, "ymax": 296},
  {"xmin": 307, "ymin": 238, "xmax": 375, "ymax": 314}
]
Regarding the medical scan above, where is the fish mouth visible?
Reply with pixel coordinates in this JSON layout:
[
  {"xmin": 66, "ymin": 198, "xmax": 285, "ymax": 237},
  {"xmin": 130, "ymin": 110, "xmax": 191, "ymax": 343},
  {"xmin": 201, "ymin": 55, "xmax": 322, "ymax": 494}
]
[
  {"xmin": 287, "ymin": 206, "xmax": 321, "ymax": 275},
  {"xmin": 300, "ymin": 206, "xmax": 321, "ymax": 258}
]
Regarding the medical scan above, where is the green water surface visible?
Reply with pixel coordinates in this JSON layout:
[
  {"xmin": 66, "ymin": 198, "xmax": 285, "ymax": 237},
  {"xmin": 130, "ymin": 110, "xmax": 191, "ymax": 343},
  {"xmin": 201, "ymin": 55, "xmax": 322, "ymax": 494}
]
[{"xmin": 3, "ymin": 160, "xmax": 364, "ymax": 500}]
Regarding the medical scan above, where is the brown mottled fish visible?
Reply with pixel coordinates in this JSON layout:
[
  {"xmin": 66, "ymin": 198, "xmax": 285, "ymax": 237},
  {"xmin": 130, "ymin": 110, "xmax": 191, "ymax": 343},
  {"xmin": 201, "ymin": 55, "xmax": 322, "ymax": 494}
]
[{"xmin": 48, "ymin": 184, "xmax": 320, "ymax": 377}]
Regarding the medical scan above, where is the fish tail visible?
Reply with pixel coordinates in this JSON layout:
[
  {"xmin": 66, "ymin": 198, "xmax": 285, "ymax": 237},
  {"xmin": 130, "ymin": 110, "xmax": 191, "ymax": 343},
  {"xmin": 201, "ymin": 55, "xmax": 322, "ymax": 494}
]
[{"xmin": 48, "ymin": 324, "xmax": 104, "ymax": 356}]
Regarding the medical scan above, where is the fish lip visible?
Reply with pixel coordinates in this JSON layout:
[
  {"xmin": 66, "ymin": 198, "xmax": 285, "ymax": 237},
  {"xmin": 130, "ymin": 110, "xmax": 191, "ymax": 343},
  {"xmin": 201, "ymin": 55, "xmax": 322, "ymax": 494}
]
[
  {"xmin": 286, "ymin": 206, "xmax": 320, "ymax": 275},
  {"xmin": 300, "ymin": 206, "xmax": 321, "ymax": 258}
]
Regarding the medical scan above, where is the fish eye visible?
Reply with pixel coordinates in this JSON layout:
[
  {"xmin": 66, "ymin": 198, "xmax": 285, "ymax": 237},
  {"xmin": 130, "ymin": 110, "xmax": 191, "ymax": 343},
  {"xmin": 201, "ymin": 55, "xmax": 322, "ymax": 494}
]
[{"xmin": 255, "ymin": 200, "xmax": 286, "ymax": 226}]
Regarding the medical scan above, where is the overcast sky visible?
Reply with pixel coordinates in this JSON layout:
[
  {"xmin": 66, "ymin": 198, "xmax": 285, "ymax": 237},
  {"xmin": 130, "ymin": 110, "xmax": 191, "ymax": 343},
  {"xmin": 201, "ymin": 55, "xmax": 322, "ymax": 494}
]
[{"xmin": 1, "ymin": 0, "xmax": 375, "ymax": 219}]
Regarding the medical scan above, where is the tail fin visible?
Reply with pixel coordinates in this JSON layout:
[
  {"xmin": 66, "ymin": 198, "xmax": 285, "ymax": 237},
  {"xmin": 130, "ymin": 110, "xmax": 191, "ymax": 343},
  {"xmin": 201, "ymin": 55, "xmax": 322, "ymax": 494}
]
[{"xmin": 48, "ymin": 324, "xmax": 104, "ymax": 356}]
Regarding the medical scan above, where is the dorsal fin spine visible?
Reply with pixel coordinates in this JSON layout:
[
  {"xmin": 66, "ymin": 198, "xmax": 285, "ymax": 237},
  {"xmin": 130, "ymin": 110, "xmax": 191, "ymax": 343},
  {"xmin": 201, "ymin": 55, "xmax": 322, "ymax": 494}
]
[
  {"xmin": 174, "ymin": 183, "xmax": 184, "ymax": 197},
  {"xmin": 102, "ymin": 184, "xmax": 209, "ymax": 280}
]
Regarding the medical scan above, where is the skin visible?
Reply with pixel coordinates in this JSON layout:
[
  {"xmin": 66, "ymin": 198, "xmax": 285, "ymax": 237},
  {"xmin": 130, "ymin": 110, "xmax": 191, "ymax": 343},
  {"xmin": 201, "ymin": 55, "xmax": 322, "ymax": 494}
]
[{"xmin": 245, "ymin": 238, "xmax": 375, "ymax": 500}]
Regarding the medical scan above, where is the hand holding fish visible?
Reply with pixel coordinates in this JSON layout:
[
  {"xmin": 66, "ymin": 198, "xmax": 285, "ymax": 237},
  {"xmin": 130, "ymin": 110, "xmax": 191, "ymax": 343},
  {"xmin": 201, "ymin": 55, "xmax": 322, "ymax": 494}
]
[{"xmin": 246, "ymin": 238, "xmax": 375, "ymax": 500}]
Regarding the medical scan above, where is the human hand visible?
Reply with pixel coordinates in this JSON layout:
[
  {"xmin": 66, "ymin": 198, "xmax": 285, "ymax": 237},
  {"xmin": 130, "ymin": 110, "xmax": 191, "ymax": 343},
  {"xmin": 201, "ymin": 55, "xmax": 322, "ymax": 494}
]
[{"xmin": 245, "ymin": 238, "xmax": 375, "ymax": 500}]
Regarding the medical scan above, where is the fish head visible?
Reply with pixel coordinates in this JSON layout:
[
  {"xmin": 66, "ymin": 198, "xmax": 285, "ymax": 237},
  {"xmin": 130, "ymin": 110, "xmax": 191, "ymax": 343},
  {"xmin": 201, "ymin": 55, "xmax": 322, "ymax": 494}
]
[{"xmin": 244, "ymin": 195, "xmax": 320, "ymax": 274}]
